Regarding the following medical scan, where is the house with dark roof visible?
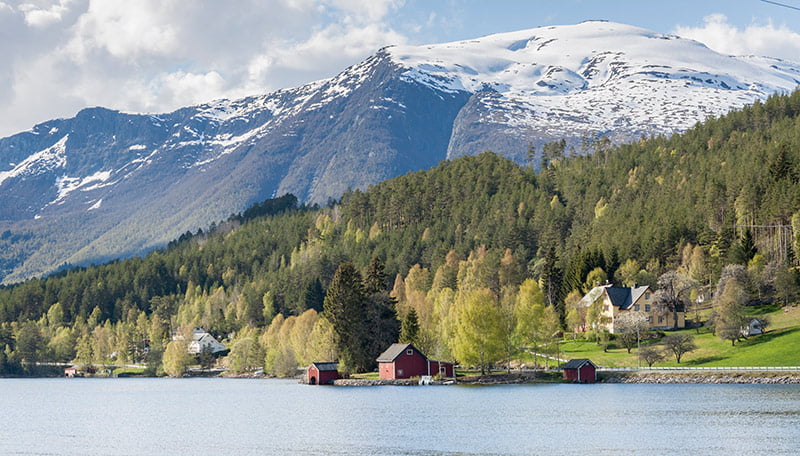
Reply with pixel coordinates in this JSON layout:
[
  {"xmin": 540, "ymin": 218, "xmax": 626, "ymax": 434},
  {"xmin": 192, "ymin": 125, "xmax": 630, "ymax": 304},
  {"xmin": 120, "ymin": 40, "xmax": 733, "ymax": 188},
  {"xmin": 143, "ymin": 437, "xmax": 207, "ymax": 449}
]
[
  {"xmin": 563, "ymin": 358, "xmax": 597, "ymax": 383},
  {"xmin": 579, "ymin": 284, "xmax": 684, "ymax": 333},
  {"xmin": 377, "ymin": 343, "xmax": 454, "ymax": 379},
  {"xmin": 305, "ymin": 362, "xmax": 340, "ymax": 385}
]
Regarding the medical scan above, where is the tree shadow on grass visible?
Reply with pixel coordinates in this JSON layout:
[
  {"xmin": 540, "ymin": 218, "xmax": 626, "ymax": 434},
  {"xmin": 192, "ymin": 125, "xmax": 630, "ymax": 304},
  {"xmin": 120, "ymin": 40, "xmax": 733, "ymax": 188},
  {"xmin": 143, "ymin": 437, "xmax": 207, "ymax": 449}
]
[
  {"xmin": 748, "ymin": 304, "xmax": 781, "ymax": 315},
  {"xmin": 685, "ymin": 355, "xmax": 725, "ymax": 365},
  {"xmin": 738, "ymin": 326, "xmax": 799, "ymax": 347}
]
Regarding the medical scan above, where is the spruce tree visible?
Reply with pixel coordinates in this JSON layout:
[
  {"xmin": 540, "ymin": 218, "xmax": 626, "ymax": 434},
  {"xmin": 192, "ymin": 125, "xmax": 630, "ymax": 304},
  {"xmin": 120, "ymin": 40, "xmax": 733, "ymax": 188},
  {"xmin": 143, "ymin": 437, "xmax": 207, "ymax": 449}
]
[
  {"xmin": 364, "ymin": 257, "xmax": 388, "ymax": 294},
  {"xmin": 323, "ymin": 263, "xmax": 369, "ymax": 373},
  {"xmin": 303, "ymin": 279, "xmax": 325, "ymax": 312},
  {"xmin": 399, "ymin": 308, "xmax": 420, "ymax": 345}
]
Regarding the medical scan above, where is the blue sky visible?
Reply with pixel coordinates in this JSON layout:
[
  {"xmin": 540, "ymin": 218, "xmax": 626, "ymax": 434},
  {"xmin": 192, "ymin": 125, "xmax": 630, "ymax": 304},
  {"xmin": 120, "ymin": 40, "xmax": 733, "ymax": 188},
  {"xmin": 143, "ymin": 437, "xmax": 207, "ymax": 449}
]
[{"xmin": 2, "ymin": 0, "xmax": 800, "ymax": 137}]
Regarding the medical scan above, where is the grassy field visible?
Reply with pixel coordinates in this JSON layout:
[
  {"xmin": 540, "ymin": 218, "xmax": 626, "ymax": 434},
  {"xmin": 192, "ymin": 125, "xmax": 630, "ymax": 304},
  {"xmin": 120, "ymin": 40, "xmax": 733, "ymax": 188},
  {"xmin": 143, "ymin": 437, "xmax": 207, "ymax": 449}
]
[
  {"xmin": 559, "ymin": 304, "xmax": 800, "ymax": 367},
  {"xmin": 111, "ymin": 366, "xmax": 148, "ymax": 376}
]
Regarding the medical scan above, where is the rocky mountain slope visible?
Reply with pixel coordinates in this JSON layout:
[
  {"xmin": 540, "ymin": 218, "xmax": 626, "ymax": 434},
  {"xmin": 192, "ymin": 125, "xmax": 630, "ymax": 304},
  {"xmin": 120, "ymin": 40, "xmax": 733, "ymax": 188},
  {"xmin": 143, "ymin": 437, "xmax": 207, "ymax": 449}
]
[{"xmin": 1, "ymin": 21, "xmax": 799, "ymax": 283}]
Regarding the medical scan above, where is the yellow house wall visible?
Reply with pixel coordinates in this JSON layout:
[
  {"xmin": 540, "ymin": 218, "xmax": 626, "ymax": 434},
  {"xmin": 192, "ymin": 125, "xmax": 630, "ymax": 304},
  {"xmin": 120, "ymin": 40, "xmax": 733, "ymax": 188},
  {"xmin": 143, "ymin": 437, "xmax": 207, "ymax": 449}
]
[{"xmin": 604, "ymin": 289, "xmax": 686, "ymax": 333}]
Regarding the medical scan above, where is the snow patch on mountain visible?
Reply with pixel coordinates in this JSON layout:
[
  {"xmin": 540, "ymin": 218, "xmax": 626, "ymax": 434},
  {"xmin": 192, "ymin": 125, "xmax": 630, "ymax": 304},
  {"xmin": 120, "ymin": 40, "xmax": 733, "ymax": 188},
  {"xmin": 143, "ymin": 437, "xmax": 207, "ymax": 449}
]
[
  {"xmin": 0, "ymin": 135, "xmax": 68, "ymax": 186},
  {"xmin": 54, "ymin": 170, "xmax": 113, "ymax": 202},
  {"xmin": 387, "ymin": 21, "xmax": 800, "ymax": 144}
]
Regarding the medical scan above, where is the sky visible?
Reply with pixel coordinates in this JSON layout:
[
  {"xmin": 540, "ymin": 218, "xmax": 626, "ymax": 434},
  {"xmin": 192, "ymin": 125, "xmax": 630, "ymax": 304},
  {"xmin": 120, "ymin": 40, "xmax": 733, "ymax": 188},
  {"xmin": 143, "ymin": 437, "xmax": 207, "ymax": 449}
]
[{"xmin": 2, "ymin": 0, "xmax": 800, "ymax": 138}]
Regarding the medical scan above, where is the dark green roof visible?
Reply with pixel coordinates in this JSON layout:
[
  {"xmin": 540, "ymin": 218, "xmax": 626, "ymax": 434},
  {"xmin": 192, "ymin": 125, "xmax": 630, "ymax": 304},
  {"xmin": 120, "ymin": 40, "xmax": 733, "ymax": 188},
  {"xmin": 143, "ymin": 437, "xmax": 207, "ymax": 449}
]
[{"xmin": 563, "ymin": 359, "xmax": 597, "ymax": 369}]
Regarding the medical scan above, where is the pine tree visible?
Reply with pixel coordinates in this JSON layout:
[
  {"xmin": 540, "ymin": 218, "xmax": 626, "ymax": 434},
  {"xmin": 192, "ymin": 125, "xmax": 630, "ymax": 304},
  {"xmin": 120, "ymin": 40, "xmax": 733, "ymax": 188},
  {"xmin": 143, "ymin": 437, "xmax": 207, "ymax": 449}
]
[
  {"xmin": 364, "ymin": 257, "xmax": 388, "ymax": 294},
  {"xmin": 399, "ymin": 308, "xmax": 420, "ymax": 345},
  {"xmin": 540, "ymin": 246, "xmax": 562, "ymax": 311},
  {"xmin": 730, "ymin": 229, "xmax": 757, "ymax": 265},
  {"xmin": 303, "ymin": 279, "xmax": 325, "ymax": 312},
  {"xmin": 323, "ymin": 263, "xmax": 369, "ymax": 373},
  {"xmin": 769, "ymin": 143, "xmax": 792, "ymax": 181}
]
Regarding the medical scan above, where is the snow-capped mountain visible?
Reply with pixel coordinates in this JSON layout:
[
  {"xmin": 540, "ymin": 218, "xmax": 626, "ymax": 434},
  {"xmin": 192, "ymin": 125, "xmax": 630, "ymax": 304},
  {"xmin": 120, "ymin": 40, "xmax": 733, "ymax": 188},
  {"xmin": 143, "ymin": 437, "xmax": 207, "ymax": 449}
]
[{"xmin": 1, "ymin": 21, "xmax": 799, "ymax": 283}]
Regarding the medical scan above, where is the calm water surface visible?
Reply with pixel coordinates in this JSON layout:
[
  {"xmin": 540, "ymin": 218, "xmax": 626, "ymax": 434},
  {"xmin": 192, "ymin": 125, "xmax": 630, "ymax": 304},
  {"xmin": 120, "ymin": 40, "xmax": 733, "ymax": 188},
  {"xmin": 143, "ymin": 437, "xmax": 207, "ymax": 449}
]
[{"xmin": 1, "ymin": 378, "xmax": 799, "ymax": 455}]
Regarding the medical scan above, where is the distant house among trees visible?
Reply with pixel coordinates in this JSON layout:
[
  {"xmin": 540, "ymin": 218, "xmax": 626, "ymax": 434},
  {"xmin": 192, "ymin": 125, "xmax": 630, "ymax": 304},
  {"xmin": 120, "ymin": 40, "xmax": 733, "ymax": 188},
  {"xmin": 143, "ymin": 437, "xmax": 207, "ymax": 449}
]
[
  {"xmin": 562, "ymin": 358, "xmax": 597, "ymax": 383},
  {"xmin": 172, "ymin": 327, "xmax": 226, "ymax": 355},
  {"xmin": 305, "ymin": 362, "xmax": 340, "ymax": 385},
  {"xmin": 579, "ymin": 284, "xmax": 685, "ymax": 333},
  {"xmin": 377, "ymin": 343, "xmax": 454, "ymax": 379}
]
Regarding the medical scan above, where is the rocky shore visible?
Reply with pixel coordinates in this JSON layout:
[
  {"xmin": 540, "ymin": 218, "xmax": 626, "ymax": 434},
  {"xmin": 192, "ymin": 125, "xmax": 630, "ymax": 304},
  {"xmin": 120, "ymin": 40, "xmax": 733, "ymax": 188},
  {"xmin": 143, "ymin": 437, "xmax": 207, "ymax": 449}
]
[
  {"xmin": 332, "ymin": 372, "xmax": 561, "ymax": 386},
  {"xmin": 333, "ymin": 378, "xmax": 428, "ymax": 386},
  {"xmin": 601, "ymin": 372, "xmax": 800, "ymax": 384}
]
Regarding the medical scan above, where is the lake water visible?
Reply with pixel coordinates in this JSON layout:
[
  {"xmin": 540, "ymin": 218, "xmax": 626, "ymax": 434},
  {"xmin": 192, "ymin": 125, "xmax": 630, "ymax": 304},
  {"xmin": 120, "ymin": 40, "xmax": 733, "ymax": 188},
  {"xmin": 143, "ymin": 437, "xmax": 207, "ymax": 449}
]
[{"xmin": 1, "ymin": 379, "xmax": 799, "ymax": 455}]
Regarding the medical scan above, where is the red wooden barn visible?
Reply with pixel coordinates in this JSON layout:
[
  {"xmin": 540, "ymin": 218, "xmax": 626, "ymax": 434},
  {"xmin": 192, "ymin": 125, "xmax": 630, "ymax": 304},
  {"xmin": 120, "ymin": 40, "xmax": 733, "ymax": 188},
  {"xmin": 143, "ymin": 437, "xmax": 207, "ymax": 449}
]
[
  {"xmin": 563, "ymin": 359, "xmax": 598, "ymax": 383},
  {"xmin": 377, "ymin": 343, "xmax": 454, "ymax": 379},
  {"xmin": 306, "ymin": 362, "xmax": 340, "ymax": 385}
]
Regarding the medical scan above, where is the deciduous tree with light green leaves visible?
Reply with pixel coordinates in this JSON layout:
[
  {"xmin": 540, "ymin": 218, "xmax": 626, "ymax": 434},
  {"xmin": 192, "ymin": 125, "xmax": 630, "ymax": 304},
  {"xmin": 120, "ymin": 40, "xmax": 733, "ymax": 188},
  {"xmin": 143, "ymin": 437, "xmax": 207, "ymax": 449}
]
[
  {"xmin": 452, "ymin": 288, "xmax": 503, "ymax": 375},
  {"xmin": 513, "ymin": 279, "xmax": 545, "ymax": 367},
  {"xmin": 228, "ymin": 326, "xmax": 264, "ymax": 373},
  {"xmin": 713, "ymin": 278, "xmax": 749, "ymax": 346},
  {"xmin": 162, "ymin": 325, "xmax": 193, "ymax": 377}
]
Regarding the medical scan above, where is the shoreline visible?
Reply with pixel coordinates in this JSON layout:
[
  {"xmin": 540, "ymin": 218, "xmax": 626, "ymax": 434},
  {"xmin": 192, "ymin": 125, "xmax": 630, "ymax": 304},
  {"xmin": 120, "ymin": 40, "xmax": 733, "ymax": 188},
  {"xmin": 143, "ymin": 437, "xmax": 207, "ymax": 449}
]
[
  {"xmin": 600, "ymin": 371, "xmax": 800, "ymax": 384},
  {"xmin": 330, "ymin": 371, "xmax": 800, "ymax": 386},
  {"xmin": 6, "ymin": 370, "xmax": 800, "ymax": 385}
]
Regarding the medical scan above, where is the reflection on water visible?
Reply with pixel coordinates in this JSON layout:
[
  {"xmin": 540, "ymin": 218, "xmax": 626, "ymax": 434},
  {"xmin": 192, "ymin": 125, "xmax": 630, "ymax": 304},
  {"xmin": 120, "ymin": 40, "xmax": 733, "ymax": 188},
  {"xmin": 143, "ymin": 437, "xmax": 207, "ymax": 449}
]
[{"xmin": 1, "ymin": 379, "xmax": 799, "ymax": 455}]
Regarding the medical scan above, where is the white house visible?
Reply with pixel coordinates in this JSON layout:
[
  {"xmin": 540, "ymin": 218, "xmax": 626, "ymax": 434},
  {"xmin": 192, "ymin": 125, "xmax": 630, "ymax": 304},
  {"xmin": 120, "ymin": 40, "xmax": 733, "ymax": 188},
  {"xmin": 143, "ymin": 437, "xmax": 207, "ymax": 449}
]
[
  {"xmin": 742, "ymin": 318, "xmax": 765, "ymax": 337},
  {"xmin": 173, "ymin": 327, "xmax": 226, "ymax": 355}
]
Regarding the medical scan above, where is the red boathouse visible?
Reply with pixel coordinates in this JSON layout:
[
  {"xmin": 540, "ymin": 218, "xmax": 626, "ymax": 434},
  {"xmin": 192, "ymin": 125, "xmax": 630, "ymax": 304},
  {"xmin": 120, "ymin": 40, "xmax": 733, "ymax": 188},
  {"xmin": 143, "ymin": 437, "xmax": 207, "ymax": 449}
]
[
  {"xmin": 306, "ymin": 362, "xmax": 340, "ymax": 385},
  {"xmin": 377, "ymin": 343, "xmax": 454, "ymax": 379},
  {"xmin": 563, "ymin": 359, "xmax": 598, "ymax": 383}
]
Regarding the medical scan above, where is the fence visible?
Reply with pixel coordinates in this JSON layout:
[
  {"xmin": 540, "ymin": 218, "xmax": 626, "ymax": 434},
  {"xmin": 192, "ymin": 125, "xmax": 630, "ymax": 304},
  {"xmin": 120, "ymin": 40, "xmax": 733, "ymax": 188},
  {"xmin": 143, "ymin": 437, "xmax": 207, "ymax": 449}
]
[{"xmin": 598, "ymin": 366, "xmax": 800, "ymax": 372}]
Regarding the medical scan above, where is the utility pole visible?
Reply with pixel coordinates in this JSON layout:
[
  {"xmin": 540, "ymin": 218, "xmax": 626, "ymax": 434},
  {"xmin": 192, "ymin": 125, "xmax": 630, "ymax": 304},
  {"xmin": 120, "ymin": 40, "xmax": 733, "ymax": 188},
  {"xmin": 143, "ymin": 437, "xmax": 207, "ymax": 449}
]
[{"xmin": 637, "ymin": 326, "xmax": 641, "ymax": 369}]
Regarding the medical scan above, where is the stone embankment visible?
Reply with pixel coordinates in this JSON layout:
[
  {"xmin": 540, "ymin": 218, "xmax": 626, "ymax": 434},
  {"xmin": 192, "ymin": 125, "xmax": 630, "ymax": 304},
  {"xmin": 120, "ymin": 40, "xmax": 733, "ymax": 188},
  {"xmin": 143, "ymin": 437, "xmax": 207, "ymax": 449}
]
[
  {"xmin": 457, "ymin": 372, "xmax": 558, "ymax": 384},
  {"xmin": 602, "ymin": 372, "xmax": 800, "ymax": 384},
  {"xmin": 333, "ymin": 371, "xmax": 560, "ymax": 386},
  {"xmin": 333, "ymin": 378, "xmax": 427, "ymax": 386}
]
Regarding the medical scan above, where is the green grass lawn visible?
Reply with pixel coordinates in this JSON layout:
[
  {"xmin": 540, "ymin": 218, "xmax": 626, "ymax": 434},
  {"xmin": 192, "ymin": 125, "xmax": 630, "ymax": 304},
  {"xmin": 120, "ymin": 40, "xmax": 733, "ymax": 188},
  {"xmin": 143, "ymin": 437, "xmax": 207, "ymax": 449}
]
[
  {"xmin": 351, "ymin": 371, "xmax": 379, "ymax": 379},
  {"xmin": 559, "ymin": 305, "xmax": 800, "ymax": 367},
  {"xmin": 112, "ymin": 366, "xmax": 147, "ymax": 376}
]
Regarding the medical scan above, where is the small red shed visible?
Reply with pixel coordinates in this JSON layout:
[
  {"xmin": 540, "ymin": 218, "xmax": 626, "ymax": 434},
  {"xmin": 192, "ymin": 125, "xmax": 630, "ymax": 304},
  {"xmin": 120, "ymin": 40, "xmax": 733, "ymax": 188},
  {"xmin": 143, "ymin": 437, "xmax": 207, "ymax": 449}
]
[
  {"xmin": 376, "ymin": 343, "xmax": 454, "ymax": 379},
  {"xmin": 306, "ymin": 362, "xmax": 340, "ymax": 385},
  {"xmin": 563, "ymin": 358, "xmax": 598, "ymax": 383}
]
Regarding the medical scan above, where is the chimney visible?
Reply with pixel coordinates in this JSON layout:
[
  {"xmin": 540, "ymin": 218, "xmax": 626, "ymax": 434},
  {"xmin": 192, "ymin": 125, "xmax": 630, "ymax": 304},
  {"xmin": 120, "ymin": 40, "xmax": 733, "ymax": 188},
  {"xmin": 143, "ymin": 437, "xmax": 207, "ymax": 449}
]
[{"xmin": 633, "ymin": 282, "xmax": 638, "ymax": 288}]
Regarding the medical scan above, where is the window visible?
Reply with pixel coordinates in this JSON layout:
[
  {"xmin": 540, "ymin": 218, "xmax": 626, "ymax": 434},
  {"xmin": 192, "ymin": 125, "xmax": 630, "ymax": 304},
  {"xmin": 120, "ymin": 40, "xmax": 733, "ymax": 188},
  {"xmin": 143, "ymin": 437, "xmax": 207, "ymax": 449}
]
[
  {"xmin": 604, "ymin": 305, "xmax": 609, "ymax": 312},
  {"xmin": 406, "ymin": 349, "xmax": 413, "ymax": 356},
  {"xmin": 645, "ymin": 304, "xmax": 651, "ymax": 312},
  {"xmin": 634, "ymin": 305, "xmax": 640, "ymax": 311},
  {"xmin": 658, "ymin": 316, "xmax": 664, "ymax": 324},
  {"xmin": 645, "ymin": 293, "xmax": 650, "ymax": 300},
  {"xmin": 648, "ymin": 316, "xmax": 653, "ymax": 323}
]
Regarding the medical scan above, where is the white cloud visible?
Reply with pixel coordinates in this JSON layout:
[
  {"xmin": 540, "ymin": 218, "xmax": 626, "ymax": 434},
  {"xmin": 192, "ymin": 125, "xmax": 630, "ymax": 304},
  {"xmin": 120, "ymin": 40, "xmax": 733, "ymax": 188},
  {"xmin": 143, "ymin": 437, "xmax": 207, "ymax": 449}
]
[
  {"xmin": 18, "ymin": 0, "xmax": 73, "ymax": 27},
  {"xmin": 0, "ymin": 0, "xmax": 412, "ymax": 137},
  {"xmin": 66, "ymin": 0, "xmax": 180, "ymax": 60},
  {"xmin": 674, "ymin": 14, "xmax": 800, "ymax": 61}
]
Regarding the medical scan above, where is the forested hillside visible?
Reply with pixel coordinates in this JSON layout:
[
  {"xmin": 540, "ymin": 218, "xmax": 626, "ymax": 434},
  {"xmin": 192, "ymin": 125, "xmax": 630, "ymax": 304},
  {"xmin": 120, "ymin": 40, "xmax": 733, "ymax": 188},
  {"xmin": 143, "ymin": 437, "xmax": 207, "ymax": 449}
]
[{"xmin": 1, "ymin": 90, "xmax": 799, "ymax": 376}]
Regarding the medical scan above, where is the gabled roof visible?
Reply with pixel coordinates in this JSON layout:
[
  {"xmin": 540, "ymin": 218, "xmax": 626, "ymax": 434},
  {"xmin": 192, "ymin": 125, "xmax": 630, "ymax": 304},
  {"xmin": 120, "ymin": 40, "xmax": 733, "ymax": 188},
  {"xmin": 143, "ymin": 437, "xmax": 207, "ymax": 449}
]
[
  {"xmin": 563, "ymin": 359, "xmax": 597, "ymax": 369},
  {"xmin": 310, "ymin": 362, "xmax": 339, "ymax": 372},
  {"xmin": 604, "ymin": 285, "xmax": 651, "ymax": 310},
  {"xmin": 376, "ymin": 343, "xmax": 427, "ymax": 363}
]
